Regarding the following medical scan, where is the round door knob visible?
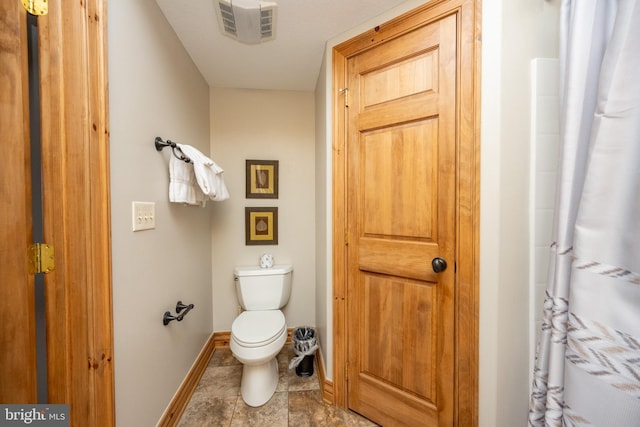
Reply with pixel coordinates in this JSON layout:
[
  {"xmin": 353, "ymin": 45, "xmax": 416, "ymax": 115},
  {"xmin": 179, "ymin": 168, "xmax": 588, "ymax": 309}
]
[{"xmin": 432, "ymin": 257, "xmax": 447, "ymax": 273}]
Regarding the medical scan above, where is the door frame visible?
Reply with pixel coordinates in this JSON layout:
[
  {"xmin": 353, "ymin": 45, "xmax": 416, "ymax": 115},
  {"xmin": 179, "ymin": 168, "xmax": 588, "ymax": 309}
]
[
  {"xmin": 39, "ymin": 1, "xmax": 114, "ymax": 424},
  {"xmin": 331, "ymin": 0, "xmax": 480, "ymax": 424},
  {"xmin": 0, "ymin": 1, "xmax": 38, "ymax": 403}
]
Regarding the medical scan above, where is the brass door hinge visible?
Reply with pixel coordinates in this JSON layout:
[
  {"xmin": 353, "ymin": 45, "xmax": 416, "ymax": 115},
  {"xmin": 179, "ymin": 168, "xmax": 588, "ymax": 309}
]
[
  {"xmin": 28, "ymin": 243, "xmax": 55, "ymax": 274},
  {"xmin": 21, "ymin": 0, "xmax": 48, "ymax": 16}
]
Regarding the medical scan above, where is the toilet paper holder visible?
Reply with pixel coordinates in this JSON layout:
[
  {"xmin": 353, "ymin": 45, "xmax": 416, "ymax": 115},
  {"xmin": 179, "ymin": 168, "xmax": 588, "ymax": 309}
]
[{"xmin": 163, "ymin": 300, "xmax": 195, "ymax": 326}]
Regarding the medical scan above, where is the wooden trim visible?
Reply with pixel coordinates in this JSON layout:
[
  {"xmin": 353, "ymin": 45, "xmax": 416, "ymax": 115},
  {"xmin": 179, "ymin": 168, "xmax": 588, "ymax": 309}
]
[
  {"xmin": 455, "ymin": 0, "xmax": 481, "ymax": 424},
  {"xmin": 157, "ymin": 334, "xmax": 217, "ymax": 427},
  {"xmin": 212, "ymin": 329, "xmax": 295, "ymax": 349},
  {"xmin": 316, "ymin": 346, "xmax": 335, "ymax": 405},
  {"xmin": 0, "ymin": 2, "xmax": 38, "ymax": 403},
  {"xmin": 38, "ymin": 0, "xmax": 114, "ymax": 424},
  {"xmin": 333, "ymin": 0, "xmax": 458, "ymax": 58},
  {"xmin": 332, "ymin": 0, "xmax": 480, "ymax": 423},
  {"xmin": 331, "ymin": 46, "xmax": 349, "ymax": 409},
  {"xmin": 213, "ymin": 331, "xmax": 232, "ymax": 349}
]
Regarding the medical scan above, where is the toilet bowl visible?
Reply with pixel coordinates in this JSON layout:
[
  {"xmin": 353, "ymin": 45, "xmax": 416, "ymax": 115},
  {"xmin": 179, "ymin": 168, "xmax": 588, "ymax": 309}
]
[
  {"xmin": 230, "ymin": 310, "xmax": 287, "ymax": 407},
  {"xmin": 230, "ymin": 264, "xmax": 293, "ymax": 406}
]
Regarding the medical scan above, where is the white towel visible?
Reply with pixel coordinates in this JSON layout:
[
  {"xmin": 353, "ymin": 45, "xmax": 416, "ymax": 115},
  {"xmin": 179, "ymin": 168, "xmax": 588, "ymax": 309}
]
[
  {"xmin": 169, "ymin": 153, "xmax": 207, "ymax": 206},
  {"xmin": 175, "ymin": 144, "xmax": 230, "ymax": 202}
]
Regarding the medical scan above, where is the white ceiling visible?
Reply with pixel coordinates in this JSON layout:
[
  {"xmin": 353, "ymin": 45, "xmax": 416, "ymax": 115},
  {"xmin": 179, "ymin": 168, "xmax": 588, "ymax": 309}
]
[{"xmin": 155, "ymin": 0, "xmax": 409, "ymax": 91}]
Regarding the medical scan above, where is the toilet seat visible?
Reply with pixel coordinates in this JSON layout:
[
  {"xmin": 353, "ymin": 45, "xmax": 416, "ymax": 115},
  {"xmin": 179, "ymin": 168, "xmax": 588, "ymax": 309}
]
[{"xmin": 232, "ymin": 310, "xmax": 286, "ymax": 348}]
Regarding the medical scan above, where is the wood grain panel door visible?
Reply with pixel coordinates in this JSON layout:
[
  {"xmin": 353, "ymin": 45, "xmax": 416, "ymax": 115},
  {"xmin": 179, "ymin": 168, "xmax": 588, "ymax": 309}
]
[
  {"xmin": 0, "ymin": 1, "xmax": 38, "ymax": 403},
  {"xmin": 0, "ymin": 2, "xmax": 114, "ymax": 425},
  {"xmin": 346, "ymin": 13, "xmax": 457, "ymax": 426}
]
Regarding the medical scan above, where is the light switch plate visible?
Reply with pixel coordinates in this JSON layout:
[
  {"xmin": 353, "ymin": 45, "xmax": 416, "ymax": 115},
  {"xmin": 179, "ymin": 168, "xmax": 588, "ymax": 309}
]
[{"xmin": 132, "ymin": 201, "xmax": 155, "ymax": 231}]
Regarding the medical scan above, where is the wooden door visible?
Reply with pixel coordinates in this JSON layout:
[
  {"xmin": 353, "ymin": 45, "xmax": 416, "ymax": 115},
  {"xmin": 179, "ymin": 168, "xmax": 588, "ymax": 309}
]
[
  {"xmin": 0, "ymin": 2, "xmax": 115, "ymax": 425},
  {"xmin": 345, "ymin": 13, "xmax": 457, "ymax": 427},
  {"xmin": 333, "ymin": 1, "xmax": 479, "ymax": 425},
  {"xmin": 0, "ymin": 0, "xmax": 38, "ymax": 403}
]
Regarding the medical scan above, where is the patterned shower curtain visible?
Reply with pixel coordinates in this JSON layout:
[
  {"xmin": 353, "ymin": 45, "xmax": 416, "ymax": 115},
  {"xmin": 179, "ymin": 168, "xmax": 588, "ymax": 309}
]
[{"xmin": 528, "ymin": 0, "xmax": 640, "ymax": 425}]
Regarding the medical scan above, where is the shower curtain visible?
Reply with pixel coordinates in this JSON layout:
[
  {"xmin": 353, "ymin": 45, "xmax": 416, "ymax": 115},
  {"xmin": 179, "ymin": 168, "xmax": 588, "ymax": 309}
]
[{"xmin": 528, "ymin": 0, "xmax": 640, "ymax": 426}]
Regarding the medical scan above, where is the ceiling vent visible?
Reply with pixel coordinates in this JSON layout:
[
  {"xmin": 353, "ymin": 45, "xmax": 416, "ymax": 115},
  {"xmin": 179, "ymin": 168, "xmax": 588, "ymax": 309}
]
[{"xmin": 215, "ymin": 0, "xmax": 277, "ymax": 45}]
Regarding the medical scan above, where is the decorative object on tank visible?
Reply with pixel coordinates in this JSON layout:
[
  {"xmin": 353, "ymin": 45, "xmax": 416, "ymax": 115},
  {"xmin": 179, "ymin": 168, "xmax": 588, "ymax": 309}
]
[{"xmin": 260, "ymin": 253, "xmax": 274, "ymax": 268}]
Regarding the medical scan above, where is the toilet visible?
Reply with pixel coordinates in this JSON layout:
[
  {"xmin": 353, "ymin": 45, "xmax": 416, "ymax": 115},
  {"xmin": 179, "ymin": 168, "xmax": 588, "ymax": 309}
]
[{"xmin": 230, "ymin": 264, "xmax": 293, "ymax": 407}]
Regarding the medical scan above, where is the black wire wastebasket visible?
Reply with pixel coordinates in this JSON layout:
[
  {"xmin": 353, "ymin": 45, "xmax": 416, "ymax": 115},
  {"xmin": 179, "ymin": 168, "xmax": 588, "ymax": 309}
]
[{"xmin": 290, "ymin": 327, "xmax": 317, "ymax": 377}]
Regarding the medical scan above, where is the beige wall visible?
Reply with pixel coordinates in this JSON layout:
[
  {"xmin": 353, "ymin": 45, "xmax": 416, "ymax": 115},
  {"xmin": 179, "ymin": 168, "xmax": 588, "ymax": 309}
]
[
  {"xmin": 314, "ymin": 53, "xmax": 332, "ymax": 367},
  {"xmin": 209, "ymin": 88, "xmax": 316, "ymax": 332},
  {"xmin": 108, "ymin": 2, "xmax": 213, "ymax": 426},
  {"xmin": 480, "ymin": 0, "xmax": 560, "ymax": 425}
]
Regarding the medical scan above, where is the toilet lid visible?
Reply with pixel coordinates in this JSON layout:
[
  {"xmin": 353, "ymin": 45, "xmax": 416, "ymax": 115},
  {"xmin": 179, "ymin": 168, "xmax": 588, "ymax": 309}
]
[{"xmin": 232, "ymin": 310, "xmax": 286, "ymax": 348}]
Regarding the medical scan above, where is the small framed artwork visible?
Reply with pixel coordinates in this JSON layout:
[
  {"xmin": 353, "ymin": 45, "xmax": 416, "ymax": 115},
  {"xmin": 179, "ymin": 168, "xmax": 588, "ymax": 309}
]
[
  {"xmin": 246, "ymin": 160, "xmax": 279, "ymax": 199},
  {"xmin": 245, "ymin": 207, "xmax": 278, "ymax": 245}
]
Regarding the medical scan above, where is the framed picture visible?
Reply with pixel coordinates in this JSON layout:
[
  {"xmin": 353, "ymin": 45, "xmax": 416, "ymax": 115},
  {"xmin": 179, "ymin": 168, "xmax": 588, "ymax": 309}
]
[
  {"xmin": 245, "ymin": 207, "xmax": 278, "ymax": 245},
  {"xmin": 246, "ymin": 160, "xmax": 279, "ymax": 199}
]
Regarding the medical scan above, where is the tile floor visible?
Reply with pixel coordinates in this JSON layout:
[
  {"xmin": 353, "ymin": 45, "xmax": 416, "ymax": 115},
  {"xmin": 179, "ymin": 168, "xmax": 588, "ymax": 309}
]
[{"xmin": 177, "ymin": 345, "xmax": 378, "ymax": 426}]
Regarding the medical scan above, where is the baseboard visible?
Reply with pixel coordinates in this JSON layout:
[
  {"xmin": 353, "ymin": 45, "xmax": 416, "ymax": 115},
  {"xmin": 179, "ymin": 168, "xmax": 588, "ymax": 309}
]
[
  {"xmin": 212, "ymin": 328, "xmax": 294, "ymax": 349},
  {"xmin": 213, "ymin": 331, "xmax": 231, "ymax": 348},
  {"xmin": 316, "ymin": 345, "xmax": 335, "ymax": 405},
  {"xmin": 156, "ymin": 333, "xmax": 216, "ymax": 427}
]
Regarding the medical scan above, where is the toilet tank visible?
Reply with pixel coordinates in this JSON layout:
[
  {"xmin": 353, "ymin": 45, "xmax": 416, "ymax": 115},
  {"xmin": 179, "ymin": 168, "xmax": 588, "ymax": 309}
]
[{"xmin": 234, "ymin": 265, "xmax": 293, "ymax": 310}]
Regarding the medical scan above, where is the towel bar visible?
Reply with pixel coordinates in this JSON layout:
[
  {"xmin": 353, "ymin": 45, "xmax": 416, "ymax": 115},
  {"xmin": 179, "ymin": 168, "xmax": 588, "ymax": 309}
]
[{"xmin": 155, "ymin": 136, "xmax": 192, "ymax": 164}]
